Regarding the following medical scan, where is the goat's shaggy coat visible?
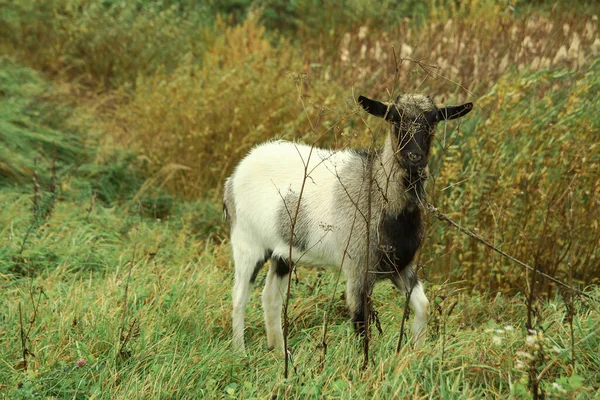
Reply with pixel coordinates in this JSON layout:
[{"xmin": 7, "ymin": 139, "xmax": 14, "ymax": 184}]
[{"xmin": 224, "ymin": 94, "xmax": 473, "ymax": 354}]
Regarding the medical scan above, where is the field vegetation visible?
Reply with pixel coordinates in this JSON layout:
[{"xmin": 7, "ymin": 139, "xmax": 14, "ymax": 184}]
[{"xmin": 1, "ymin": 0, "xmax": 599, "ymax": 398}]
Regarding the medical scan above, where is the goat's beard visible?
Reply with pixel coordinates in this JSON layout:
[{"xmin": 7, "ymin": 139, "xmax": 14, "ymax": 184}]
[{"xmin": 404, "ymin": 168, "xmax": 427, "ymax": 205}]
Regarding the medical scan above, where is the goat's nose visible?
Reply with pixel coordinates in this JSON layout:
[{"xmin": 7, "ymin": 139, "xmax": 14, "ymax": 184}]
[{"xmin": 407, "ymin": 152, "xmax": 423, "ymax": 165}]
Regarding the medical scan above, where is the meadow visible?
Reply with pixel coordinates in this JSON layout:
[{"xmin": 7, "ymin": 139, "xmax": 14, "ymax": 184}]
[{"xmin": 1, "ymin": 0, "xmax": 599, "ymax": 398}]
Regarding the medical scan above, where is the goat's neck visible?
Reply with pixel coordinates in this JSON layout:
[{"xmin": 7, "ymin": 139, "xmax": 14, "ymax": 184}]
[{"xmin": 372, "ymin": 134, "xmax": 415, "ymax": 216}]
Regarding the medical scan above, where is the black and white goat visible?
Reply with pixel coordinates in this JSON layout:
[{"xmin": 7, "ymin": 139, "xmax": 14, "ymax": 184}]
[{"xmin": 224, "ymin": 94, "xmax": 473, "ymax": 354}]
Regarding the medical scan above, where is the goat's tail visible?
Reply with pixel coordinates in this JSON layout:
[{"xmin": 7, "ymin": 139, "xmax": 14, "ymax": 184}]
[{"xmin": 223, "ymin": 177, "xmax": 236, "ymax": 224}]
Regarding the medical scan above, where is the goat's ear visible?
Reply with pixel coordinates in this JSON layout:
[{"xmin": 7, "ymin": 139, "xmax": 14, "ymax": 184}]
[
  {"xmin": 436, "ymin": 103, "xmax": 473, "ymax": 121},
  {"xmin": 358, "ymin": 95, "xmax": 391, "ymax": 119}
]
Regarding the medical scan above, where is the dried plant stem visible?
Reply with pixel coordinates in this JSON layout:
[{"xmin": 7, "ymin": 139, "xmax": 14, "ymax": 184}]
[
  {"xmin": 283, "ymin": 157, "xmax": 309, "ymax": 379},
  {"xmin": 118, "ymin": 229, "xmax": 138, "ymax": 359},
  {"xmin": 18, "ymin": 303, "xmax": 28, "ymax": 371},
  {"xmin": 319, "ymin": 204, "xmax": 360, "ymax": 371},
  {"xmin": 361, "ymin": 144, "xmax": 374, "ymax": 371},
  {"xmin": 567, "ymin": 191, "xmax": 576, "ymax": 366},
  {"xmin": 425, "ymin": 203, "xmax": 593, "ymax": 301},
  {"xmin": 396, "ymin": 284, "xmax": 413, "ymax": 353},
  {"xmin": 86, "ymin": 189, "xmax": 97, "ymax": 220},
  {"xmin": 282, "ymin": 80, "xmax": 331, "ymax": 378}
]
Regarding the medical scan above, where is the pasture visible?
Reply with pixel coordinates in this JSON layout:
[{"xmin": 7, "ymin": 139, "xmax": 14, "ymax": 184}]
[{"xmin": 1, "ymin": 1, "xmax": 599, "ymax": 398}]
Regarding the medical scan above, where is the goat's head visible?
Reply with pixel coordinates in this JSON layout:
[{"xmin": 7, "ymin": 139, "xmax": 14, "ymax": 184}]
[{"xmin": 359, "ymin": 94, "xmax": 473, "ymax": 181}]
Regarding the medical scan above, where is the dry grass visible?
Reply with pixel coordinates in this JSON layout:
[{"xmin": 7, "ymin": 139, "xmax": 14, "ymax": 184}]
[{"xmin": 1, "ymin": 2, "xmax": 599, "ymax": 398}]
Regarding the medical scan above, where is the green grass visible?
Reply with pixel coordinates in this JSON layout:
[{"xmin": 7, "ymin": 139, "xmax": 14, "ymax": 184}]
[
  {"xmin": 1, "ymin": 191, "xmax": 598, "ymax": 398},
  {"xmin": 1, "ymin": 1, "xmax": 600, "ymax": 398},
  {"xmin": 0, "ymin": 57, "xmax": 86, "ymax": 186}
]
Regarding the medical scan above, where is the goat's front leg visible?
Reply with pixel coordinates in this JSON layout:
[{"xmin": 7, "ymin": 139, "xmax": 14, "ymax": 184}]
[
  {"xmin": 345, "ymin": 273, "xmax": 374, "ymax": 337},
  {"xmin": 392, "ymin": 268, "xmax": 430, "ymax": 348}
]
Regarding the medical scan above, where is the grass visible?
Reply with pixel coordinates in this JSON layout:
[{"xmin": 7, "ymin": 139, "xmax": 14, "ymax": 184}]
[
  {"xmin": 1, "ymin": 0, "xmax": 599, "ymax": 398},
  {"xmin": 0, "ymin": 57, "xmax": 86, "ymax": 186},
  {"xmin": 1, "ymin": 194, "xmax": 598, "ymax": 398}
]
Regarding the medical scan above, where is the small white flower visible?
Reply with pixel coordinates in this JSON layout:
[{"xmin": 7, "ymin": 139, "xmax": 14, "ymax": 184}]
[
  {"xmin": 358, "ymin": 26, "xmax": 368, "ymax": 40},
  {"xmin": 552, "ymin": 346, "xmax": 563, "ymax": 354},
  {"xmin": 504, "ymin": 325, "xmax": 514, "ymax": 332},
  {"xmin": 526, "ymin": 335, "xmax": 537, "ymax": 346},
  {"xmin": 552, "ymin": 382, "xmax": 567, "ymax": 394},
  {"xmin": 515, "ymin": 360, "xmax": 526, "ymax": 369},
  {"xmin": 495, "ymin": 329, "xmax": 506, "ymax": 334},
  {"xmin": 492, "ymin": 336, "xmax": 503, "ymax": 345},
  {"xmin": 400, "ymin": 43, "xmax": 413, "ymax": 59}
]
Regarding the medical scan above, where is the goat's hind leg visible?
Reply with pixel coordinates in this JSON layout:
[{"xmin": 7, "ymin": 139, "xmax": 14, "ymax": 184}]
[
  {"xmin": 262, "ymin": 257, "xmax": 290, "ymax": 354},
  {"xmin": 231, "ymin": 234, "xmax": 269, "ymax": 355},
  {"xmin": 392, "ymin": 267, "xmax": 430, "ymax": 348}
]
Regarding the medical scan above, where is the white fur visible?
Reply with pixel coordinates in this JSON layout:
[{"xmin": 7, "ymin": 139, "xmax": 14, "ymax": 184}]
[{"xmin": 225, "ymin": 140, "xmax": 429, "ymax": 354}]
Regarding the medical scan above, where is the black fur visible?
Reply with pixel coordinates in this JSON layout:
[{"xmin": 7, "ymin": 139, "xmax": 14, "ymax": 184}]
[
  {"xmin": 352, "ymin": 302, "xmax": 367, "ymax": 335},
  {"xmin": 350, "ymin": 148, "xmax": 371, "ymax": 160},
  {"xmin": 403, "ymin": 174, "xmax": 427, "ymax": 203},
  {"xmin": 249, "ymin": 249, "xmax": 273, "ymax": 283},
  {"xmin": 273, "ymin": 257, "xmax": 290, "ymax": 278},
  {"xmin": 352, "ymin": 292, "xmax": 374, "ymax": 336},
  {"xmin": 436, "ymin": 103, "xmax": 473, "ymax": 121},
  {"xmin": 392, "ymin": 117, "xmax": 435, "ymax": 172},
  {"xmin": 358, "ymin": 96, "xmax": 390, "ymax": 119},
  {"xmin": 376, "ymin": 207, "xmax": 423, "ymax": 277}
]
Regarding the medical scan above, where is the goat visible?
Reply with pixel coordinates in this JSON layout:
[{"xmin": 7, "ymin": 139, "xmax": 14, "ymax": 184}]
[{"xmin": 224, "ymin": 94, "xmax": 473, "ymax": 354}]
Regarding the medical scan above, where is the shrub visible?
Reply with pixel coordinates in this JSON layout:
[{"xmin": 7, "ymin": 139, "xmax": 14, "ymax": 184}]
[
  {"xmin": 428, "ymin": 61, "xmax": 600, "ymax": 293},
  {"xmin": 0, "ymin": 0, "xmax": 212, "ymax": 87}
]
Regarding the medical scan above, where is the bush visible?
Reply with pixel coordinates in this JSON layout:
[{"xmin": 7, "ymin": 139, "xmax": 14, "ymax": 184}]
[
  {"xmin": 0, "ymin": 0, "xmax": 212, "ymax": 87},
  {"xmin": 109, "ymin": 16, "xmax": 314, "ymax": 196},
  {"xmin": 428, "ymin": 61, "xmax": 600, "ymax": 293}
]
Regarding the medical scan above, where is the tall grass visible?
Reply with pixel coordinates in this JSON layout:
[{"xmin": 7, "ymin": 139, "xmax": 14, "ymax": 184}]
[
  {"xmin": 0, "ymin": 58, "xmax": 85, "ymax": 186},
  {"xmin": 90, "ymin": 4, "xmax": 600, "ymax": 289},
  {"xmin": 101, "ymin": 2, "xmax": 600, "ymax": 195},
  {"xmin": 1, "ymin": 1, "xmax": 599, "ymax": 398},
  {"xmin": 0, "ymin": 0, "xmax": 211, "ymax": 87},
  {"xmin": 1, "ymin": 190, "xmax": 598, "ymax": 397},
  {"xmin": 428, "ymin": 62, "xmax": 600, "ymax": 293}
]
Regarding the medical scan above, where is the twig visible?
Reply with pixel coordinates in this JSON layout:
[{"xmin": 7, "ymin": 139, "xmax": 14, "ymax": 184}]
[
  {"xmin": 282, "ymin": 80, "xmax": 332, "ymax": 378},
  {"xmin": 424, "ymin": 203, "xmax": 594, "ymax": 301},
  {"xmin": 118, "ymin": 226, "xmax": 139, "ymax": 360},
  {"xmin": 361, "ymin": 135, "xmax": 375, "ymax": 371},
  {"xmin": 396, "ymin": 283, "xmax": 414, "ymax": 352},
  {"xmin": 18, "ymin": 303, "xmax": 28, "ymax": 371},
  {"xmin": 86, "ymin": 189, "xmax": 97, "ymax": 220}
]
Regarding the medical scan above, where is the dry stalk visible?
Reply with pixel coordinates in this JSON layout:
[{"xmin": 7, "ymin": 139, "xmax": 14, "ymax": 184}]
[
  {"xmin": 18, "ymin": 303, "xmax": 28, "ymax": 371},
  {"xmin": 282, "ymin": 78, "xmax": 334, "ymax": 378},
  {"xmin": 424, "ymin": 203, "xmax": 594, "ymax": 301},
  {"xmin": 118, "ymin": 220, "xmax": 139, "ymax": 361}
]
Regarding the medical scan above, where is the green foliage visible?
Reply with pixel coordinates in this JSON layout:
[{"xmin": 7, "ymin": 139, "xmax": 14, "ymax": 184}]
[
  {"xmin": 77, "ymin": 153, "xmax": 145, "ymax": 206},
  {"xmin": 1, "ymin": 207, "xmax": 598, "ymax": 397},
  {"xmin": 0, "ymin": 0, "xmax": 212, "ymax": 87},
  {"xmin": 208, "ymin": 0, "xmax": 428, "ymax": 34},
  {"xmin": 429, "ymin": 62, "xmax": 600, "ymax": 292},
  {"xmin": 111, "ymin": 16, "xmax": 313, "ymax": 195},
  {"xmin": 0, "ymin": 57, "xmax": 85, "ymax": 186},
  {"xmin": 1, "ymin": 1, "xmax": 599, "ymax": 398}
]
